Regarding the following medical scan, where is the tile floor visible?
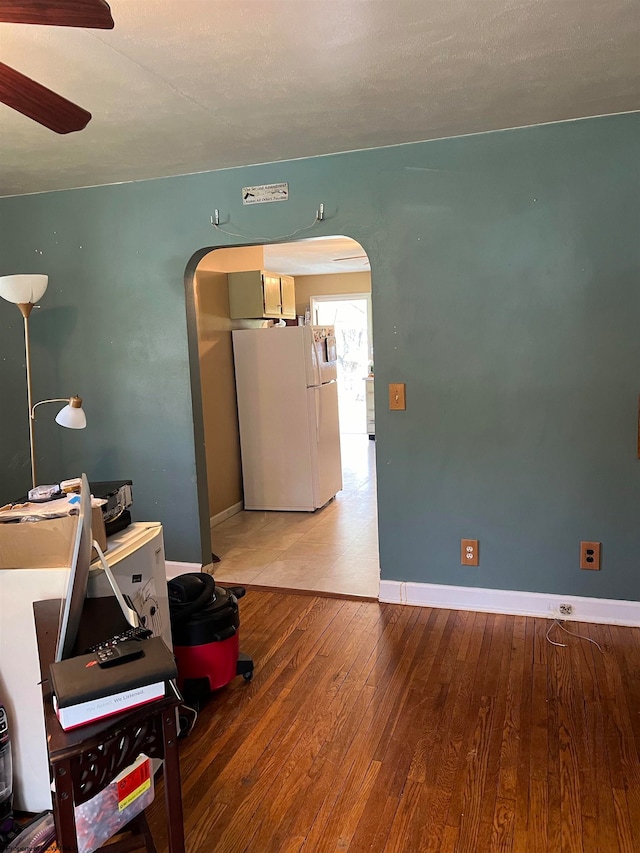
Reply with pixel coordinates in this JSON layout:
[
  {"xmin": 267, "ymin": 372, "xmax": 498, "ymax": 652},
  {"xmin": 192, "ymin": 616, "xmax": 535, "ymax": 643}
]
[{"xmin": 211, "ymin": 434, "xmax": 379, "ymax": 598}]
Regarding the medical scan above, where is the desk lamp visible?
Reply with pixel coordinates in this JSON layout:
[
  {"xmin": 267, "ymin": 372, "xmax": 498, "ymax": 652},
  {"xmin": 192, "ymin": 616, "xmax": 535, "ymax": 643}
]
[{"xmin": 0, "ymin": 274, "xmax": 87, "ymax": 489}]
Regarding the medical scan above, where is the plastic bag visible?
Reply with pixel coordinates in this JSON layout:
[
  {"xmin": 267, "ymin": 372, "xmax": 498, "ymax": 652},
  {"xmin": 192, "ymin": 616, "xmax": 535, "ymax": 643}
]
[{"xmin": 74, "ymin": 754, "xmax": 154, "ymax": 853}]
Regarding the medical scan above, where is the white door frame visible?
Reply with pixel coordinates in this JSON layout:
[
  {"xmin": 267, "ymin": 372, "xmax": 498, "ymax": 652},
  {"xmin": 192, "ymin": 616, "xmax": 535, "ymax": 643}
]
[{"xmin": 310, "ymin": 292, "xmax": 373, "ymax": 366}]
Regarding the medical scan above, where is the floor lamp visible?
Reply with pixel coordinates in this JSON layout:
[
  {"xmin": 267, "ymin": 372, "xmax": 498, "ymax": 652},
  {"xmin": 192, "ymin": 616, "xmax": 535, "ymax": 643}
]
[{"xmin": 0, "ymin": 274, "xmax": 87, "ymax": 490}]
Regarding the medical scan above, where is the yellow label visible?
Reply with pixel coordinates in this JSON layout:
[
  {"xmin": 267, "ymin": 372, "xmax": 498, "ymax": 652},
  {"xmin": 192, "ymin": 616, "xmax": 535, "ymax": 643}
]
[
  {"xmin": 118, "ymin": 776, "xmax": 151, "ymax": 812},
  {"xmin": 117, "ymin": 757, "xmax": 152, "ymax": 812}
]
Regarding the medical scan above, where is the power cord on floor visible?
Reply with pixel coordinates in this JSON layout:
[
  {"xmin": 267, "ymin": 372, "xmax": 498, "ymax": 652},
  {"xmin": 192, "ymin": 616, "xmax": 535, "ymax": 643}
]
[
  {"xmin": 178, "ymin": 703, "xmax": 199, "ymax": 738},
  {"xmin": 545, "ymin": 619, "xmax": 603, "ymax": 653}
]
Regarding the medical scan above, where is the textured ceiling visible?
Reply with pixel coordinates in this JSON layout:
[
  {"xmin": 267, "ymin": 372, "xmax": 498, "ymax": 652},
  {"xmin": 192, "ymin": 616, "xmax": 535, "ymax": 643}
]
[
  {"xmin": 264, "ymin": 237, "xmax": 370, "ymax": 275},
  {"xmin": 0, "ymin": 0, "xmax": 638, "ymax": 197}
]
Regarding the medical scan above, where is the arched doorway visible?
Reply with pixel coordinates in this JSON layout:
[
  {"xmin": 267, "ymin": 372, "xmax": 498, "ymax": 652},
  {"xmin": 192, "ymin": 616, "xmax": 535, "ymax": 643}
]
[{"xmin": 186, "ymin": 236, "xmax": 379, "ymax": 598}]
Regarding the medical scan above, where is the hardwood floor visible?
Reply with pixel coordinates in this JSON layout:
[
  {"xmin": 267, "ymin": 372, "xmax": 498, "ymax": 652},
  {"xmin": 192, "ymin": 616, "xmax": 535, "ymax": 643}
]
[{"xmin": 148, "ymin": 591, "xmax": 640, "ymax": 852}]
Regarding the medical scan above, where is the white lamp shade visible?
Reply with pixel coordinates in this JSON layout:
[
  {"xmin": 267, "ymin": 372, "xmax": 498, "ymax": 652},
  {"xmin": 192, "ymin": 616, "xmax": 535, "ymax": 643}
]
[
  {"xmin": 0, "ymin": 274, "xmax": 48, "ymax": 304},
  {"xmin": 55, "ymin": 403, "xmax": 87, "ymax": 429}
]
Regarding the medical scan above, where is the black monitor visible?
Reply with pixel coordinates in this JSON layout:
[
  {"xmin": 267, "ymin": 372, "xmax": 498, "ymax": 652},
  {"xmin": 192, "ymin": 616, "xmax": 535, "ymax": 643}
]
[
  {"xmin": 54, "ymin": 473, "xmax": 140, "ymax": 660},
  {"xmin": 54, "ymin": 473, "xmax": 92, "ymax": 661}
]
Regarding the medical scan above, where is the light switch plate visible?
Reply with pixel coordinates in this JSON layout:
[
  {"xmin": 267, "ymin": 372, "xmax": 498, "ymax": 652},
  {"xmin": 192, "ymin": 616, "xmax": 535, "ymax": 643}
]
[{"xmin": 389, "ymin": 383, "xmax": 406, "ymax": 410}]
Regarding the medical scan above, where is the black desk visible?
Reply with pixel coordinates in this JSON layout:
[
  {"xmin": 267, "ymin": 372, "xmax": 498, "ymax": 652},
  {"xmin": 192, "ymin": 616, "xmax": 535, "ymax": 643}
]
[{"xmin": 33, "ymin": 599, "xmax": 185, "ymax": 853}]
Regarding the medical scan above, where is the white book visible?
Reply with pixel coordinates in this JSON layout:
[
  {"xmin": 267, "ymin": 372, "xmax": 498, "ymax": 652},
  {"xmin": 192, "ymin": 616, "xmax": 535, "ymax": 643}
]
[{"xmin": 53, "ymin": 681, "xmax": 166, "ymax": 731}]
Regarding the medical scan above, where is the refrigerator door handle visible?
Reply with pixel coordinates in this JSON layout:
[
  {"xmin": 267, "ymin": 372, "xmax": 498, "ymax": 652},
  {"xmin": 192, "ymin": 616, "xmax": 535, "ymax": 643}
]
[
  {"xmin": 306, "ymin": 326, "xmax": 321, "ymax": 387},
  {"xmin": 315, "ymin": 386, "xmax": 321, "ymax": 442},
  {"xmin": 312, "ymin": 338, "xmax": 321, "ymax": 387}
]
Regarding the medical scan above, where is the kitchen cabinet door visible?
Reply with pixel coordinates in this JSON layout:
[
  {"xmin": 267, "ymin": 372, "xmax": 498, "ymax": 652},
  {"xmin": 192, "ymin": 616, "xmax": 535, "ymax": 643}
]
[
  {"xmin": 263, "ymin": 273, "xmax": 282, "ymax": 315},
  {"xmin": 228, "ymin": 270, "xmax": 296, "ymax": 319},
  {"xmin": 280, "ymin": 275, "xmax": 296, "ymax": 318}
]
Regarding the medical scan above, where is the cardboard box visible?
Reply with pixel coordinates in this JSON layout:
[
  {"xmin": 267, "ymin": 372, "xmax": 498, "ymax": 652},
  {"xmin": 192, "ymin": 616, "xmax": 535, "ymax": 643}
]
[{"xmin": 0, "ymin": 507, "xmax": 106, "ymax": 570}]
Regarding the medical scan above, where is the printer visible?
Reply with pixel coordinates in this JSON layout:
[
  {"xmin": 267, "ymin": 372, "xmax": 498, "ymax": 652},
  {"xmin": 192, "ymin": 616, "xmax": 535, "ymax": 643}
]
[{"xmin": 90, "ymin": 480, "xmax": 133, "ymax": 536}]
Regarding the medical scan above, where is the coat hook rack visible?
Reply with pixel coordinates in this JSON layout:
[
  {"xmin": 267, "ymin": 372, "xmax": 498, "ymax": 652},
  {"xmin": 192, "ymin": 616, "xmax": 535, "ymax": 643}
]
[{"xmin": 209, "ymin": 203, "xmax": 327, "ymax": 242}]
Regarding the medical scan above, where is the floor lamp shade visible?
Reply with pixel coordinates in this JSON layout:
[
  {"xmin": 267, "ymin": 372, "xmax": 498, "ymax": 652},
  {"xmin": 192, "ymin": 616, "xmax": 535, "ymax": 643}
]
[{"xmin": 0, "ymin": 274, "xmax": 48, "ymax": 306}]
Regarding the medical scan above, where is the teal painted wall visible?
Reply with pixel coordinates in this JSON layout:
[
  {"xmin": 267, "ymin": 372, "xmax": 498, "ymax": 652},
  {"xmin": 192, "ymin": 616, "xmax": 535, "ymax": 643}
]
[{"xmin": 0, "ymin": 114, "xmax": 638, "ymax": 599}]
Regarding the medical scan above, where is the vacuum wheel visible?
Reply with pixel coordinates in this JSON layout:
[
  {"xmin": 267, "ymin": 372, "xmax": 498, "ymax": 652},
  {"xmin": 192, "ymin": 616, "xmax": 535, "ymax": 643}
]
[{"xmin": 236, "ymin": 651, "xmax": 254, "ymax": 682}]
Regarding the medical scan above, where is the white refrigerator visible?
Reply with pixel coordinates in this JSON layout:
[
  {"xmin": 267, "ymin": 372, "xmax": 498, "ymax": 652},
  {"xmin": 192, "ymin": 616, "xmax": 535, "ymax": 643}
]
[{"xmin": 232, "ymin": 325, "xmax": 343, "ymax": 511}]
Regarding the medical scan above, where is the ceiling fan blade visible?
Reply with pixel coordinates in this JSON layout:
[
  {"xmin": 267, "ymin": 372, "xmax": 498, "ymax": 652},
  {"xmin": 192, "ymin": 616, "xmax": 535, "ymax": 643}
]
[
  {"xmin": 0, "ymin": 62, "xmax": 91, "ymax": 133},
  {"xmin": 0, "ymin": 0, "xmax": 114, "ymax": 28}
]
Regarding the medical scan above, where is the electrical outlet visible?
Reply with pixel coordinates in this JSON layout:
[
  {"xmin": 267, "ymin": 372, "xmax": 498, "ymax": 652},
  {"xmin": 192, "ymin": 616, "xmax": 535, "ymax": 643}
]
[
  {"xmin": 461, "ymin": 539, "xmax": 479, "ymax": 566},
  {"xmin": 559, "ymin": 604, "xmax": 573, "ymax": 616},
  {"xmin": 580, "ymin": 541, "xmax": 601, "ymax": 571}
]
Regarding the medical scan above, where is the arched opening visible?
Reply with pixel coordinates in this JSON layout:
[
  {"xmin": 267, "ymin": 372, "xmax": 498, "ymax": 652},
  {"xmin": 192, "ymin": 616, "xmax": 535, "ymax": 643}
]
[{"xmin": 185, "ymin": 236, "xmax": 379, "ymax": 598}]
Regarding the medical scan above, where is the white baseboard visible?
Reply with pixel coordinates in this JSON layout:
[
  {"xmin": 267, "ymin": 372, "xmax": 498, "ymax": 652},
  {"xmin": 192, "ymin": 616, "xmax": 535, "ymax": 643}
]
[
  {"xmin": 378, "ymin": 580, "xmax": 640, "ymax": 627},
  {"xmin": 210, "ymin": 501, "xmax": 244, "ymax": 529},
  {"xmin": 165, "ymin": 560, "xmax": 201, "ymax": 580}
]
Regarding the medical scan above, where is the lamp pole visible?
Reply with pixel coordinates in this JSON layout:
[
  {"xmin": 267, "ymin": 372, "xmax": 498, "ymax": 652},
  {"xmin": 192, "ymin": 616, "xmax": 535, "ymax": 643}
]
[
  {"xmin": 17, "ymin": 302, "xmax": 37, "ymax": 489},
  {"xmin": 0, "ymin": 276, "xmax": 85, "ymax": 493}
]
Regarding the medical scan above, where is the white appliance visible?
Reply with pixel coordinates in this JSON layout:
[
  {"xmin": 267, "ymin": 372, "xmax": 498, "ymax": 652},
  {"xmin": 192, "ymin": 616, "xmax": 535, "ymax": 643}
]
[
  {"xmin": 232, "ymin": 325, "xmax": 343, "ymax": 511},
  {"xmin": 0, "ymin": 522, "xmax": 169, "ymax": 812},
  {"xmin": 87, "ymin": 522, "xmax": 172, "ymax": 650},
  {"xmin": 0, "ymin": 565, "xmax": 68, "ymax": 812}
]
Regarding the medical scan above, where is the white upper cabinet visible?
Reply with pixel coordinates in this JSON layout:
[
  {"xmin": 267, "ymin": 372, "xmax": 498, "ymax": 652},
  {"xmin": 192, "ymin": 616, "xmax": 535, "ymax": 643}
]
[{"xmin": 228, "ymin": 270, "xmax": 296, "ymax": 320}]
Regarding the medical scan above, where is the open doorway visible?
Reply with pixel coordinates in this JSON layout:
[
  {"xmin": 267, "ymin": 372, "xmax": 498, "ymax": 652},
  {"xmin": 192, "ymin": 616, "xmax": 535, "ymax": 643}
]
[
  {"xmin": 190, "ymin": 236, "xmax": 378, "ymax": 598},
  {"xmin": 310, "ymin": 294, "xmax": 373, "ymax": 435}
]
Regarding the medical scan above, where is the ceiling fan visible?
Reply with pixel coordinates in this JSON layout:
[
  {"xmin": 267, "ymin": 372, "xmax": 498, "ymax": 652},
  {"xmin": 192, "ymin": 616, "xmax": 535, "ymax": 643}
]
[{"xmin": 0, "ymin": 0, "xmax": 114, "ymax": 134}]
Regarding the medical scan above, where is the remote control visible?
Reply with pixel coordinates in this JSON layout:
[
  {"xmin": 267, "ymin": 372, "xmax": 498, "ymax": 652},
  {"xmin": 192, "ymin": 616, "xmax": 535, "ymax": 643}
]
[
  {"xmin": 86, "ymin": 626, "xmax": 152, "ymax": 653},
  {"xmin": 96, "ymin": 640, "xmax": 145, "ymax": 668}
]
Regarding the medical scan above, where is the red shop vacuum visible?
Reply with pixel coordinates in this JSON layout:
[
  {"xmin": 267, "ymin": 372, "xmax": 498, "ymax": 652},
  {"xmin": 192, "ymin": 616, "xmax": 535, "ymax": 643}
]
[{"xmin": 168, "ymin": 573, "xmax": 253, "ymax": 705}]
